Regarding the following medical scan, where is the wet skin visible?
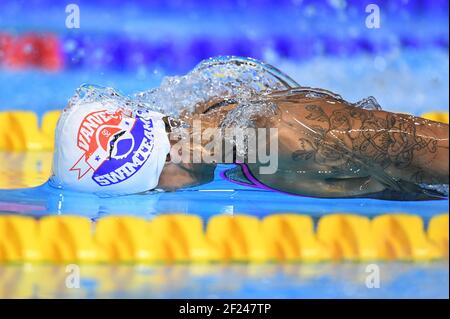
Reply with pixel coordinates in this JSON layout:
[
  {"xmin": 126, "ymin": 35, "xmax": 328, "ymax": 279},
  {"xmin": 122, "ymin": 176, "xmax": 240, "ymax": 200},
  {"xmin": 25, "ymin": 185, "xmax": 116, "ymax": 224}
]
[{"xmin": 157, "ymin": 90, "xmax": 449, "ymax": 197}]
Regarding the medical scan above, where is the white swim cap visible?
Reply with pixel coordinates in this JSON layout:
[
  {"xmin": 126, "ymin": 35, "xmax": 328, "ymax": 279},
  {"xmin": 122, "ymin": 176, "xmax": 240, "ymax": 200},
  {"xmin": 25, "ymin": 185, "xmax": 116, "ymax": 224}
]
[{"xmin": 50, "ymin": 100, "xmax": 170, "ymax": 195}]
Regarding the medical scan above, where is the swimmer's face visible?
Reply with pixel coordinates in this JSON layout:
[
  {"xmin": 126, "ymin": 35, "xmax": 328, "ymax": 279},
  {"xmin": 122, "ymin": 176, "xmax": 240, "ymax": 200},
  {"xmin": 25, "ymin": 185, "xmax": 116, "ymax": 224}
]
[{"xmin": 50, "ymin": 100, "xmax": 171, "ymax": 195}]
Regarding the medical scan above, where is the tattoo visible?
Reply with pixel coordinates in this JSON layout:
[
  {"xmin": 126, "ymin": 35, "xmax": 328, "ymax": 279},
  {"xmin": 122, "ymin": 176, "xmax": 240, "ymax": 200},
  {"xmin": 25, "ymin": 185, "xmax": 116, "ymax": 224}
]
[
  {"xmin": 353, "ymin": 110, "xmax": 437, "ymax": 169},
  {"xmin": 292, "ymin": 103, "xmax": 439, "ymax": 180}
]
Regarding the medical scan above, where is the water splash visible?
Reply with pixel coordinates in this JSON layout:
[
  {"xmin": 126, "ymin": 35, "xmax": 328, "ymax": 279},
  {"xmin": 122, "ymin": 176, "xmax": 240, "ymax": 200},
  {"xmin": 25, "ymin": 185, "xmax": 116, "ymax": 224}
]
[
  {"xmin": 354, "ymin": 96, "xmax": 382, "ymax": 110},
  {"xmin": 67, "ymin": 56, "xmax": 381, "ymax": 127},
  {"xmin": 134, "ymin": 56, "xmax": 299, "ymax": 117},
  {"xmin": 66, "ymin": 84, "xmax": 137, "ymax": 114}
]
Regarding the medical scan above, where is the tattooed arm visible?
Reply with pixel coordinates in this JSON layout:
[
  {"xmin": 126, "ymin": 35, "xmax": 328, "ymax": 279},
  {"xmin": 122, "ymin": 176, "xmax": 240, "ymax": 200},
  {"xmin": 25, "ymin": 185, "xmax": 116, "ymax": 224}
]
[
  {"xmin": 243, "ymin": 91, "xmax": 449, "ymax": 197},
  {"xmin": 274, "ymin": 92, "xmax": 448, "ymax": 184},
  {"xmin": 156, "ymin": 91, "xmax": 448, "ymax": 197},
  {"xmin": 339, "ymin": 107, "xmax": 448, "ymax": 185}
]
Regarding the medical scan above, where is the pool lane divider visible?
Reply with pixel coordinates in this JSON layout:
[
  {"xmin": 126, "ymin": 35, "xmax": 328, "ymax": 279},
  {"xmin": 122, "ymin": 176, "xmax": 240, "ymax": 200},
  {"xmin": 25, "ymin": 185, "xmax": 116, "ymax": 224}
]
[
  {"xmin": 421, "ymin": 112, "xmax": 450, "ymax": 124},
  {"xmin": 0, "ymin": 110, "xmax": 60, "ymax": 151},
  {"xmin": 0, "ymin": 213, "xmax": 448, "ymax": 264},
  {"xmin": 0, "ymin": 110, "xmax": 449, "ymax": 152}
]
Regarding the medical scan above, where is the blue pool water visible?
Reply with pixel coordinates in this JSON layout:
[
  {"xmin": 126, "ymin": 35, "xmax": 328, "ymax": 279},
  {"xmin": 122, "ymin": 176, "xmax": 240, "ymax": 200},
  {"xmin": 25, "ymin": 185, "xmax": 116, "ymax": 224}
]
[
  {"xmin": 1, "ymin": 49, "xmax": 448, "ymax": 117},
  {"xmin": 0, "ymin": 164, "xmax": 448, "ymax": 221},
  {"xmin": 1, "ymin": 263, "xmax": 448, "ymax": 299},
  {"xmin": 0, "ymin": 1, "xmax": 449, "ymax": 115}
]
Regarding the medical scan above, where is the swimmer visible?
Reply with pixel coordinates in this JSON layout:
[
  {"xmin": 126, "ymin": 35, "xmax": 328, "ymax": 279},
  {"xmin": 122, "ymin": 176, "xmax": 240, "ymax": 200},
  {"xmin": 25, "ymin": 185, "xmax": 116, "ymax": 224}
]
[
  {"xmin": 50, "ymin": 57, "xmax": 449, "ymax": 199},
  {"xmin": 158, "ymin": 88, "xmax": 449, "ymax": 199}
]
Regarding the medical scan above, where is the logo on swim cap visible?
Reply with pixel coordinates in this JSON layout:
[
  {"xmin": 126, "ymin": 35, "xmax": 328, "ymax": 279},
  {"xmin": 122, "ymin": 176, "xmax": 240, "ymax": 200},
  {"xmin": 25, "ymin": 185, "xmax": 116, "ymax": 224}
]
[{"xmin": 70, "ymin": 108, "xmax": 156, "ymax": 186}]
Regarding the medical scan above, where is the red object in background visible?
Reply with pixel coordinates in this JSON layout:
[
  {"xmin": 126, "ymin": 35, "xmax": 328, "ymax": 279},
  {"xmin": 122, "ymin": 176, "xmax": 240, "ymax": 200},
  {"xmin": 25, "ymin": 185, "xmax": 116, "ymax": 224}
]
[
  {"xmin": 0, "ymin": 33, "xmax": 13, "ymax": 67},
  {"xmin": 39, "ymin": 33, "xmax": 63, "ymax": 71},
  {"xmin": 9, "ymin": 34, "xmax": 41, "ymax": 69},
  {"xmin": 0, "ymin": 32, "xmax": 63, "ymax": 71}
]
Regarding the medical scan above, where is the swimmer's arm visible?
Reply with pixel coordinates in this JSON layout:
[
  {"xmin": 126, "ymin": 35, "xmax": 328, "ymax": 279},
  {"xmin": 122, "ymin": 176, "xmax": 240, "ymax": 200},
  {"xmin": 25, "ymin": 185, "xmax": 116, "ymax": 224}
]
[
  {"xmin": 346, "ymin": 109, "xmax": 448, "ymax": 184},
  {"xmin": 277, "ymin": 98, "xmax": 449, "ymax": 185},
  {"xmin": 367, "ymin": 110, "xmax": 449, "ymax": 184}
]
